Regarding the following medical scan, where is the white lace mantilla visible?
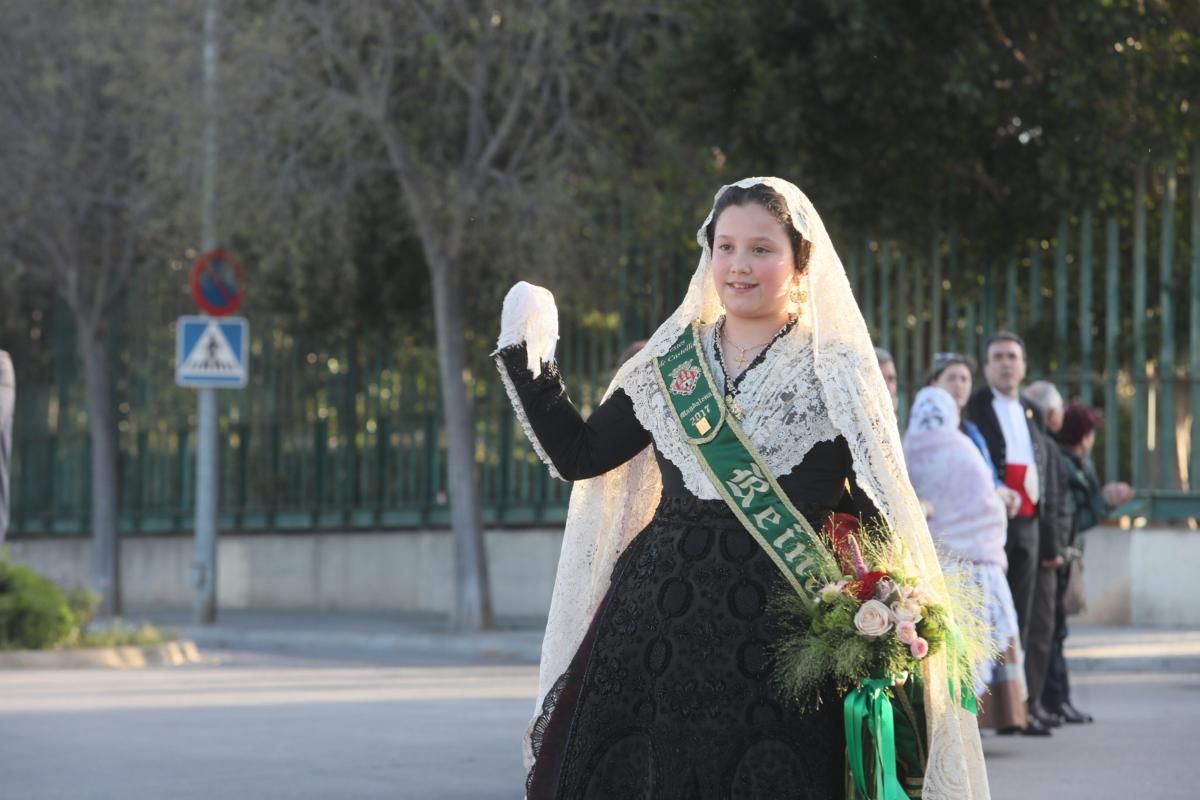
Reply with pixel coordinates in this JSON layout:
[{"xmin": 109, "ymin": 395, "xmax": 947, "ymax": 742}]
[{"xmin": 621, "ymin": 320, "xmax": 839, "ymax": 498}]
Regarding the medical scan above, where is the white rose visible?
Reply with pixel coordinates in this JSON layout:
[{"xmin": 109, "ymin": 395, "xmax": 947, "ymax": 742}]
[
  {"xmin": 891, "ymin": 600, "xmax": 924, "ymax": 624},
  {"xmin": 854, "ymin": 599, "xmax": 894, "ymax": 638}
]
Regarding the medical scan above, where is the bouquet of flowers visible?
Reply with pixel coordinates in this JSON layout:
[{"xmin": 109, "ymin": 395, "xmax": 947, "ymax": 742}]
[
  {"xmin": 770, "ymin": 513, "xmax": 985, "ymax": 800},
  {"xmin": 771, "ymin": 520, "xmax": 952, "ymax": 704}
]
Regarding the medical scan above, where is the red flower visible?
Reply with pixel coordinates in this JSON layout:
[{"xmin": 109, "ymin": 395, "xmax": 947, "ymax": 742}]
[{"xmin": 850, "ymin": 571, "xmax": 891, "ymax": 602}]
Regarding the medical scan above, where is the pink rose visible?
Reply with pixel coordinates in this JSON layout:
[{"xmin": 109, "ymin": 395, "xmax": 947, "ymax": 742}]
[
  {"xmin": 895, "ymin": 620, "xmax": 918, "ymax": 646},
  {"xmin": 910, "ymin": 636, "xmax": 929, "ymax": 660}
]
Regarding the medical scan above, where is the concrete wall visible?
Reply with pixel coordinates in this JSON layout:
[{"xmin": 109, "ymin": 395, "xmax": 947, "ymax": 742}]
[
  {"xmin": 1077, "ymin": 524, "xmax": 1200, "ymax": 628},
  {"xmin": 7, "ymin": 523, "xmax": 1199, "ymax": 626},
  {"xmin": 5, "ymin": 529, "xmax": 563, "ymax": 619}
]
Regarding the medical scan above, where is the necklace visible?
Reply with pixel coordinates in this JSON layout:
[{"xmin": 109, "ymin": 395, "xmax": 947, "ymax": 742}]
[
  {"xmin": 722, "ymin": 331, "xmax": 775, "ymax": 371},
  {"xmin": 714, "ymin": 315, "xmax": 798, "ymax": 419}
]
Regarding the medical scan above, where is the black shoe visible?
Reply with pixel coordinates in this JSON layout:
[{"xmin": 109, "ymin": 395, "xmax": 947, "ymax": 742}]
[
  {"xmin": 1052, "ymin": 702, "xmax": 1095, "ymax": 724},
  {"xmin": 1031, "ymin": 703, "xmax": 1064, "ymax": 728},
  {"xmin": 1020, "ymin": 716, "xmax": 1054, "ymax": 737}
]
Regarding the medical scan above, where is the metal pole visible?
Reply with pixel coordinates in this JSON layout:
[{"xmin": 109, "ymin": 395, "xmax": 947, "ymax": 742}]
[
  {"xmin": 1054, "ymin": 213, "xmax": 1070, "ymax": 387},
  {"xmin": 983, "ymin": 262, "xmax": 996, "ymax": 339},
  {"xmin": 880, "ymin": 241, "xmax": 891, "ymax": 351},
  {"xmin": 1029, "ymin": 244, "xmax": 1043, "ymax": 329},
  {"xmin": 0, "ymin": 350, "xmax": 14, "ymax": 546},
  {"xmin": 863, "ymin": 239, "xmax": 876, "ymax": 338},
  {"xmin": 1159, "ymin": 160, "xmax": 1178, "ymax": 490},
  {"xmin": 193, "ymin": 0, "xmax": 221, "ymax": 624},
  {"xmin": 1005, "ymin": 255, "xmax": 1018, "ymax": 332},
  {"xmin": 1104, "ymin": 215, "xmax": 1121, "ymax": 485},
  {"xmin": 929, "ymin": 228, "xmax": 942, "ymax": 359},
  {"xmin": 1133, "ymin": 164, "xmax": 1148, "ymax": 490},
  {"xmin": 1080, "ymin": 209, "xmax": 1095, "ymax": 405},
  {"xmin": 1190, "ymin": 144, "xmax": 1200, "ymax": 492}
]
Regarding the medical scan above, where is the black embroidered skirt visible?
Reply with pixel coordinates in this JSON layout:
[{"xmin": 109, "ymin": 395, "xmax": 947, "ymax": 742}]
[{"xmin": 526, "ymin": 496, "xmax": 846, "ymax": 800}]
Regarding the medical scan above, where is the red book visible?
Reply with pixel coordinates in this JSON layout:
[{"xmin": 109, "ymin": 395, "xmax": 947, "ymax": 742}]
[{"xmin": 1003, "ymin": 464, "xmax": 1037, "ymax": 517}]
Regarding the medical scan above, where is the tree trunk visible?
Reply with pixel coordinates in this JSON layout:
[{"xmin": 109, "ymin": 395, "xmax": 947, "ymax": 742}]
[
  {"xmin": 78, "ymin": 327, "xmax": 122, "ymax": 617},
  {"xmin": 428, "ymin": 257, "xmax": 494, "ymax": 631}
]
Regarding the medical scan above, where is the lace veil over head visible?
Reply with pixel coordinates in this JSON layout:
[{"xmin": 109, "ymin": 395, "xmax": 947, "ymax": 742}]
[{"xmin": 524, "ymin": 177, "xmax": 989, "ymax": 799}]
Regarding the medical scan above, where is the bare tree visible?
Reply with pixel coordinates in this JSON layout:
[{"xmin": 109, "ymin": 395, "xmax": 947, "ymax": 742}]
[
  {"xmin": 235, "ymin": 0, "xmax": 648, "ymax": 630},
  {"xmin": 0, "ymin": 1, "xmax": 195, "ymax": 614}
]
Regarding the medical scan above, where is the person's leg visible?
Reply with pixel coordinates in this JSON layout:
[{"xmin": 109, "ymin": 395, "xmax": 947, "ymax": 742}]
[
  {"xmin": 1024, "ymin": 566, "xmax": 1058, "ymax": 724},
  {"xmin": 1004, "ymin": 517, "xmax": 1039, "ymax": 645},
  {"xmin": 1041, "ymin": 567, "xmax": 1071, "ymax": 712}
]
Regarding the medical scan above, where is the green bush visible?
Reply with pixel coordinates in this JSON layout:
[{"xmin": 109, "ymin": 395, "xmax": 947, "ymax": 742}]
[
  {"xmin": 66, "ymin": 586, "xmax": 102, "ymax": 630},
  {"xmin": 0, "ymin": 560, "xmax": 80, "ymax": 650}
]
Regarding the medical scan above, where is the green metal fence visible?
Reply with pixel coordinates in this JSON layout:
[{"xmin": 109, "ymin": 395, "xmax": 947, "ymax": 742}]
[{"xmin": 7, "ymin": 149, "xmax": 1200, "ymax": 534}]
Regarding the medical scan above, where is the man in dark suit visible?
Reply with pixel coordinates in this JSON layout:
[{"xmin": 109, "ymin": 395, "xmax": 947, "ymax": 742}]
[{"xmin": 966, "ymin": 332, "xmax": 1070, "ymax": 736}]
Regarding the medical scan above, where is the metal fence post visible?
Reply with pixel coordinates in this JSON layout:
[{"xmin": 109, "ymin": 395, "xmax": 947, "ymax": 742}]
[
  {"xmin": 1190, "ymin": 144, "xmax": 1200, "ymax": 491},
  {"xmin": 880, "ymin": 241, "xmax": 892, "ymax": 351},
  {"xmin": 1133, "ymin": 164, "xmax": 1149, "ymax": 490},
  {"xmin": 1105, "ymin": 215, "xmax": 1121, "ymax": 485},
  {"xmin": 1055, "ymin": 213, "xmax": 1070, "ymax": 386},
  {"xmin": 1159, "ymin": 160, "xmax": 1178, "ymax": 490},
  {"xmin": 1080, "ymin": 209, "xmax": 1095, "ymax": 405}
]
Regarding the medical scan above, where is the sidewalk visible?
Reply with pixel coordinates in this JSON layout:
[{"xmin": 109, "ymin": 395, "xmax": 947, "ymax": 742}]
[
  {"xmin": 129, "ymin": 609, "xmax": 1200, "ymax": 672},
  {"xmin": 1063, "ymin": 624, "xmax": 1200, "ymax": 672}
]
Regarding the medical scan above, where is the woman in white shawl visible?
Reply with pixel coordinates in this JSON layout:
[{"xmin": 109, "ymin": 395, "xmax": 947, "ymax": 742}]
[
  {"xmin": 496, "ymin": 178, "xmax": 989, "ymax": 799},
  {"xmin": 903, "ymin": 386, "xmax": 1027, "ymax": 733}
]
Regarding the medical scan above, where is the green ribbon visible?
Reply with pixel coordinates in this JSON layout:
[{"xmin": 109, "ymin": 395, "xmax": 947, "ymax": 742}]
[
  {"xmin": 946, "ymin": 624, "xmax": 978, "ymax": 714},
  {"xmin": 844, "ymin": 678, "xmax": 910, "ymax": 800}
]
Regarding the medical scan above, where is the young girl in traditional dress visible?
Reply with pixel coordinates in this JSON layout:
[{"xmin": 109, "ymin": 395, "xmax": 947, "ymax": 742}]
[{"xmin": 496, "ymin": 178, "xmax": 989, "ymax": 799}]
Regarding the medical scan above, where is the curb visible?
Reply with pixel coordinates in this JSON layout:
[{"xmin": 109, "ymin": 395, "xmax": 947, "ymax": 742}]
[
  {"xmin": 182, "ymin": 627, "xmax": 544, "ymax": 663},
  {"xmin": 1067, "ymin": 655, "xmax": 1200, "ymax": 674},
  {"xmin": 0, "ymin": 640, "xmax": 203, "ymax": 670}
]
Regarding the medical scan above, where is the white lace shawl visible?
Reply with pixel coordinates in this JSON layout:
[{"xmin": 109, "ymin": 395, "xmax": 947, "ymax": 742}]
[
  {"xmin": 621, "ymin": 318, "xmax": 840, "ymax": 498},
  {"xmin": 499, "ymin": 177, "xmax": 990, "ymax": 799}
]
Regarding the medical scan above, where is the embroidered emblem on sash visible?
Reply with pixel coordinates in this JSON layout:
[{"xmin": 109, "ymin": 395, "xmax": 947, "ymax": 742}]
[{"xmin": 669, "ymin": 361, "xmax": 700, "ymax": 396}]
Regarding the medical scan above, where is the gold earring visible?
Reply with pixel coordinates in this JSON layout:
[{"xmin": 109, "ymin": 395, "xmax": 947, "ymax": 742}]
[{"xmin": 790, "ymin": 278, "xmax": 807, "ymax": 306}]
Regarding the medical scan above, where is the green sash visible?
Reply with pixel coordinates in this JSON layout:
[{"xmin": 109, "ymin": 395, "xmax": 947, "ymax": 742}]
[{"xmin": 652, "ymin": 322, "xmax": 839, "ymax": 599}]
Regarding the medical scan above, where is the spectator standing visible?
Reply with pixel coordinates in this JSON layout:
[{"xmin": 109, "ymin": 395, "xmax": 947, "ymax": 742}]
[
  {"xmin": 1045, "ymin": 403, "xmax": 1136, "ymax": 724},
  {"xmin": 1020, "ymin": 380, "xmax": 1075, "ymax": 730},
  {"xmin": 904, "ymin": 386, "xmax": 1028, "ymax": 732},
  {"xmin": 965, "ymin": 333, "xmax": 1063, "ymax": 736}
]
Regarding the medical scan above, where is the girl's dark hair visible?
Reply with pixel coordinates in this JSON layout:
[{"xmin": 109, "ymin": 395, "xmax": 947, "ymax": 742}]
[{"xmin": 704, "ymin": 184, "xmax": 811, "ymax": 272}]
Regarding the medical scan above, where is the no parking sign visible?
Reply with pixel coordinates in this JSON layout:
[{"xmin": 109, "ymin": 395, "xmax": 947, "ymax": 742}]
[{"xmin": 190, "ymin": 249, "xmax": 245, "ymax": 316}]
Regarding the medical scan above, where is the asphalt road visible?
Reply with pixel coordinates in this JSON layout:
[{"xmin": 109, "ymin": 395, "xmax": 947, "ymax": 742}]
[{"xmin": 1, "ymin": 650, "xmax": 1196, "ymax": 799}]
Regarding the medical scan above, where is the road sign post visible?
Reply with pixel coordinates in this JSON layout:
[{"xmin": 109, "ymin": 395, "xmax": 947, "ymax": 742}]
[{"xmin": 0, "ymin": 351, "xmax": 14, "ymax": 547}]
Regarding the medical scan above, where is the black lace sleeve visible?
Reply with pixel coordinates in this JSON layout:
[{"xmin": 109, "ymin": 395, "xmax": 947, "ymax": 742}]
[{"xmin": 497, "ymin": 343, "xmax": 651, "ymax": 480}]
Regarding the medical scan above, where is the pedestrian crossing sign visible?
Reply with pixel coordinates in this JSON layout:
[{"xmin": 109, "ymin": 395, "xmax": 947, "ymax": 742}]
[{"xmin": 175, "ymin": 315, "xmax": 250, "ymax": 389}]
